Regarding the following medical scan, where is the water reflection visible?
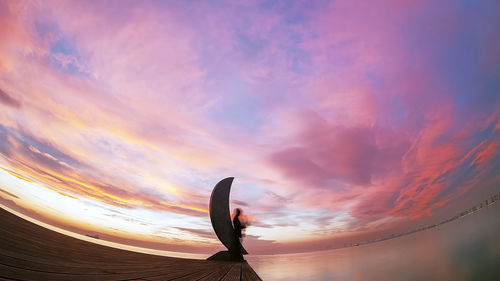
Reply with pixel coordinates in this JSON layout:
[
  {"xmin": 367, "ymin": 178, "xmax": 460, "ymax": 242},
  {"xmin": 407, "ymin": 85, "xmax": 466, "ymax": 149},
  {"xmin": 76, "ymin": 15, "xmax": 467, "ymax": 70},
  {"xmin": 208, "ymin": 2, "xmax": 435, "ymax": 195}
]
[{"xmin": 247, "ymin": 203, "xmax": 500, "ymax": 281}]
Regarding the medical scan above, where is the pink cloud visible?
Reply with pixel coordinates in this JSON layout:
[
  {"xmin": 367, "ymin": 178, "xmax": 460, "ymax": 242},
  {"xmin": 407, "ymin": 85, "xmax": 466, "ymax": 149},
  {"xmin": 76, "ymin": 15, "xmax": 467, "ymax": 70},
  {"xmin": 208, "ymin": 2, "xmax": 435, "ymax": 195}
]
[{"xmin": 351, "ymin": 113, "xmax": 499, "ymax": 221}]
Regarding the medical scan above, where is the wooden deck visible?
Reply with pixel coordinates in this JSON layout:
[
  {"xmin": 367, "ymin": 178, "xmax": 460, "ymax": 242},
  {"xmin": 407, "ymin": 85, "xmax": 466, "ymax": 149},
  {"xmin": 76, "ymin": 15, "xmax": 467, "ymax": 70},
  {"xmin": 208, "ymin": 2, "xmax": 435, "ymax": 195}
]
[{"xmin": 0, "ymin": 208, "xmax": 261, "ymax": 281}]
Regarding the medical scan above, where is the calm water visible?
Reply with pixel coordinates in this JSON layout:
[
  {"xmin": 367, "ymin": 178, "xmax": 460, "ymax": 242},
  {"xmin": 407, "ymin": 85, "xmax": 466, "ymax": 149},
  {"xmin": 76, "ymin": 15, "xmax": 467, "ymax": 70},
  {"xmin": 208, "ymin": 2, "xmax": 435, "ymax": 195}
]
[{"xmin": 246, "ymin": 202, "xmax": 500, "ymax": 281}]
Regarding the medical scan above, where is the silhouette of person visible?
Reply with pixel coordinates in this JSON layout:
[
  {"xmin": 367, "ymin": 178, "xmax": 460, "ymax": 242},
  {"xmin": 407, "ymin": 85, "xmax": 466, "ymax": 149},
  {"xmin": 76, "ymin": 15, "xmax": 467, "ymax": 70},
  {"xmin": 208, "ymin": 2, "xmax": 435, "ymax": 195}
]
[{"xmin": 231, "ymin": 208, "xmax": 246, "ymax": 261}]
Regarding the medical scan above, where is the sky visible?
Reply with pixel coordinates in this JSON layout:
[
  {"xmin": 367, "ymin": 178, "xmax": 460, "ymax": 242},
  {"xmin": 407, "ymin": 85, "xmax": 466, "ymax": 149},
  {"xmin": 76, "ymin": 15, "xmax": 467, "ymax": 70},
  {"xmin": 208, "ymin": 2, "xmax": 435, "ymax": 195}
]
[{"xmin": 0, "ymin": 0, "xmax": 499, "ymax": 255}]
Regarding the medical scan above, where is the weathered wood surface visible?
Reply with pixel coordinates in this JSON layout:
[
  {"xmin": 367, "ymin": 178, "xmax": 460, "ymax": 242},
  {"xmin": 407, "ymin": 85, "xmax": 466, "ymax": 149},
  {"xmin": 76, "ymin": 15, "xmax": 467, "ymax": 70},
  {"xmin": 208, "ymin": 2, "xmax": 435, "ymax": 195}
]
[{"xmin": 0, "ymin": 207, "xmax": 261, "ymax": 281}]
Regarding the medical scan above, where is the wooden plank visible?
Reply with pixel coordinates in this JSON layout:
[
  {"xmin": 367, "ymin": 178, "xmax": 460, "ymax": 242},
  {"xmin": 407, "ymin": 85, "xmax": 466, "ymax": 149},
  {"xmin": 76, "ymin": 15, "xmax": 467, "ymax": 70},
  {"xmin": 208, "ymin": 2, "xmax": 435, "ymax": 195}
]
[
  {"xmin": 221, "ymin": 263, "xmax": 242, "ymax": 281},
  {"xmin": 241, "ymin": 263, "xmax": 262, "ymax": 281},
  {"xmin": 0, "ymin": 263, "xmax": 108, "ymax": 281},
  {"xmin": 0, "ymin": 253, "xmax": 204, "ymax": 276},
  {"xmin": 169, "ymin": 268, "xmax": 218, "ymax": 281},
  {"xmin": 0, "ymin": 262, "xmax": 223, "ymax": 281},
  {"xmin": 198, "ymin": 264, "xmax": 234, "ymax": 281},
  {"xmin": 0, "ymin": 277, "xmax": 25, "ymax": 281},
  {"xmin": 120, "ymin": 266, "xmax": 212, "ymax": 281}
]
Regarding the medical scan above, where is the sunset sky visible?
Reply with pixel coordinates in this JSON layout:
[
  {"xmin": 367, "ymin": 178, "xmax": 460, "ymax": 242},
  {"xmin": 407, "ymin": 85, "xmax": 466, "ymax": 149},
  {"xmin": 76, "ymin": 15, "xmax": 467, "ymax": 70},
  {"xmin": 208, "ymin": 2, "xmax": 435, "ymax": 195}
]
[{"xmin": 0, "ymin": 0, "xmax": 499, "ymax": 255}]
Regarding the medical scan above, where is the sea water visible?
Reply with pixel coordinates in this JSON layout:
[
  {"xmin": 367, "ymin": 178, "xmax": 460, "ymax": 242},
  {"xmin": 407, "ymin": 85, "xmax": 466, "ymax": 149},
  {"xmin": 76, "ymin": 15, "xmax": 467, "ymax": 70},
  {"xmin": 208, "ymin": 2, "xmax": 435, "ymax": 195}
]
[{"xmin": 246, "ymin": 202, "xmax": 500, "ymax": 281}]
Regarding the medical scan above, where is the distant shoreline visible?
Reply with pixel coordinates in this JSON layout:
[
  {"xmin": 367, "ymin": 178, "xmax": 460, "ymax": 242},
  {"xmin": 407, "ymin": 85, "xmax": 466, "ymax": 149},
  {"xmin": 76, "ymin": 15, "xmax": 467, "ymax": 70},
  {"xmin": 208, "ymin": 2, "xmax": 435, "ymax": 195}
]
[{"xmin": 341, "ymin": 191, "xmax": 500, "ymax": 248}]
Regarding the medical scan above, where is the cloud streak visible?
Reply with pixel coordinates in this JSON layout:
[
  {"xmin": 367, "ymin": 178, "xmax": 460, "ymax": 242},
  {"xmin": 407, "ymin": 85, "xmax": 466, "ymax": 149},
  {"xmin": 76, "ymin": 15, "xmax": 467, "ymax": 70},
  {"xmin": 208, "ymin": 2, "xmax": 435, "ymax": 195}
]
[{"xmin": 0, "ymin": 88, "xmax": 21, "ymax": 108}]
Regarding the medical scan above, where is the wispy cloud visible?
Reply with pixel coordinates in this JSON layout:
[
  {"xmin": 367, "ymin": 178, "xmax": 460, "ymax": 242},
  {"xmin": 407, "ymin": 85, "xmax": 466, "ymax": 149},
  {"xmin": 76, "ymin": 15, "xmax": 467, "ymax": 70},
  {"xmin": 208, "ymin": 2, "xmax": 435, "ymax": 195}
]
[{"xmin": 0, "ymin": 88, "xmax": 21, "ymax": 108}]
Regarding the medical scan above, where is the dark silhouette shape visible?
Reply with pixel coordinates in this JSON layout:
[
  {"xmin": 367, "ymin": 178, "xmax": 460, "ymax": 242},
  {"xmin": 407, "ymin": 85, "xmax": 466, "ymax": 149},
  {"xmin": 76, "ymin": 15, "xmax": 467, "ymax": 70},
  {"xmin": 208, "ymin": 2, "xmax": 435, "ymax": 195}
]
[
  {"xmin": 208, "ymin": 208, "xmax": 248, "ymax": 262},
  {"xmin": 231, "ymin": 208, "xmax": 247, "ymax": 261},
  {"xmin": 207, "ymin": 177, "xmax": 249, "ymax": 262}
]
